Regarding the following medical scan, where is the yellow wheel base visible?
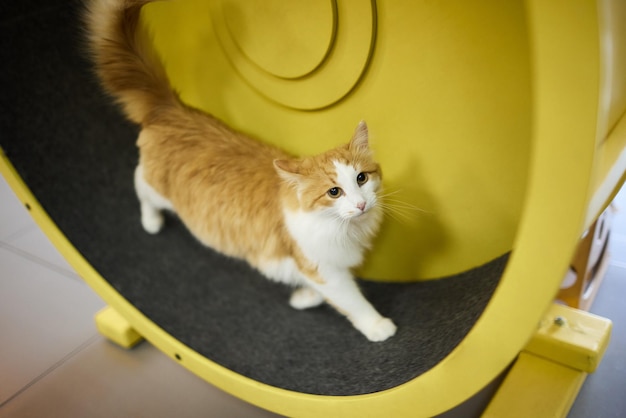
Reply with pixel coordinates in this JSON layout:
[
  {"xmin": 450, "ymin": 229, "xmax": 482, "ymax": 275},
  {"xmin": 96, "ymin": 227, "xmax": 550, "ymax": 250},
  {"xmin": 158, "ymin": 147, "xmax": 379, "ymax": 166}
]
[
  {"xmin": 483, "ymin": 352, "xmax": 587, "ymax": 418},
  {"xmin": 95, "ymin": 306, "xmax": 144, "ymax": 349},
  {"xmin": 483, "ymin": 304, "xmax": 612, "ymax": 418}
]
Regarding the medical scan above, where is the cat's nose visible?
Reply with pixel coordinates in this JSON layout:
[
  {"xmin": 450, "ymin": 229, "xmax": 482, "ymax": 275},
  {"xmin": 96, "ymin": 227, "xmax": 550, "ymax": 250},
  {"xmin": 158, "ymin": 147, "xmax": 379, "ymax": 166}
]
[{"xmin": 356, "ymin": 201, "xmax": 366, "ymax": 212}]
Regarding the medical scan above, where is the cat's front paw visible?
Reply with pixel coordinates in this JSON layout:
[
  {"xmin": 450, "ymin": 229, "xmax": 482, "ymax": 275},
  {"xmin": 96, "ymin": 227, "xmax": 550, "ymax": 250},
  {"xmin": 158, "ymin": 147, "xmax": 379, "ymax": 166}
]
[{"xmin": 361, "ymin": 317, "xmax": 397, "ymax": 342}]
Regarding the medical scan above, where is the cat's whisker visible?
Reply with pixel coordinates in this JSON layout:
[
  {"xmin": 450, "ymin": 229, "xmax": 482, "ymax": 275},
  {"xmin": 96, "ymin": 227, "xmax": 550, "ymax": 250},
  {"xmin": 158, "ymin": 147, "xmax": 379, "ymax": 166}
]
[
  {"xmin": 382, "ymin": 199, "xmax": 430, "ymax": 214},
  {"xmin": 377, "ymin": 190, "xmax": 431, "ymax": 225},
  {"xmin": 377, "ymin": 196, "xmax": 430, "ymax": 224},
  {"xmin": 379, "ymin": 189, "xmax": 430, "ymax": 213},
  {"xmin": 378, "ymin": 190, "xmax": 405, "ymax": 200},
  {"xmin": 378, "ymin": 204, "xmax": 416, "ymax": 224}
]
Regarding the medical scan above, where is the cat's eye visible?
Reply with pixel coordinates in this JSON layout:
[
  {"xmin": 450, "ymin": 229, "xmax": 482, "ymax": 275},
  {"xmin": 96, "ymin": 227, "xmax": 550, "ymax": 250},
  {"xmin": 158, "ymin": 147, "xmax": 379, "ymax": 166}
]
[
  {"xmin": 356, "ymin": 172, "xmax": 368, "ymax": 186},
  {"xmin": 327, "ymin": 187, "xmax": 343, "ymax": 198}
]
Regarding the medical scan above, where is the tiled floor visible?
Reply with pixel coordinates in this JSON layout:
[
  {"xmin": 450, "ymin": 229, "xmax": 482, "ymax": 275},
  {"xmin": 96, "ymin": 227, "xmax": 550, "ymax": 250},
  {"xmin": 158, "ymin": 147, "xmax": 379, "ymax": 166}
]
[
  {"xmin": 0, "ymin": 176, "xmax": 279, "ymax": 418},
  {"xmin": 0, "ymin": 172, "xmax": 625, "ymax": 417}
]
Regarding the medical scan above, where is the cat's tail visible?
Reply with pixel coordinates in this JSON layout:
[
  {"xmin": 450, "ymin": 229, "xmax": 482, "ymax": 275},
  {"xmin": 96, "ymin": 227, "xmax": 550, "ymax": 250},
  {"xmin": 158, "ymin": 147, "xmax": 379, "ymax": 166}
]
[{"xmin": 85, "ymin": 0, "xmax": 180, "ymax": 125}]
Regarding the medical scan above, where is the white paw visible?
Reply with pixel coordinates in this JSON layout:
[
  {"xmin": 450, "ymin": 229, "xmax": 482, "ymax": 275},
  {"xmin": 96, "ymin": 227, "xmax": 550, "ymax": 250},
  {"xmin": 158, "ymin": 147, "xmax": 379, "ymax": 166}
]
[
  {"xmin": 290, "ymin": 287, "xmax": 325, "ymax": 310},
  {"xmin": 360, "ymin": 317, "xmax": 397, "ymax": 342},
  {"xmin": 141, "ymin": 211, "xmax": 163, "ymax": 234}
]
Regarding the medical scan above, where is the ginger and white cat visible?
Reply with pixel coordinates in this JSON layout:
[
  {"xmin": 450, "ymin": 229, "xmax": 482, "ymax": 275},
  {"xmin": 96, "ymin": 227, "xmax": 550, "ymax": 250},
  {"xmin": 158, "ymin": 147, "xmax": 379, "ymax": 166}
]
[{"xmin": 86, "ymin": 0, "xmax": 396, "ymax": 341}]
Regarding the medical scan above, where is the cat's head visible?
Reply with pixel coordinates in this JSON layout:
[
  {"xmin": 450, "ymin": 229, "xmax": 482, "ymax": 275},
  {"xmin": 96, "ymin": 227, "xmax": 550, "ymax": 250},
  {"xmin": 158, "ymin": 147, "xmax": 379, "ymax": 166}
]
[{"xmin": 274, "ymin": 121, "xmax": 382, "ymax": 222}]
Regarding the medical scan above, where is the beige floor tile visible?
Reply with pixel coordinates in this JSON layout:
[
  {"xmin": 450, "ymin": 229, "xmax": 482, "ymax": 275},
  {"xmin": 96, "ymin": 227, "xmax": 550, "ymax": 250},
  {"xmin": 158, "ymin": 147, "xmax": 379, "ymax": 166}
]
[
  {"xmin": 0, "ymin": 177, "xmax": 33, "ymax": 241},
  {"xmin": 0, "ymin": 249, "xmax": 104, "ymax": 404},
  {"xmin": 610, "ymin": 234, "xmax": 626, "ymax": 268},
  {"xmin": 2, "ymin": 225, "xmax": 80, "ymax": 281},
  {"xmin": 0, "ymin": 336, "xmax": 281, "ymax": 418}
]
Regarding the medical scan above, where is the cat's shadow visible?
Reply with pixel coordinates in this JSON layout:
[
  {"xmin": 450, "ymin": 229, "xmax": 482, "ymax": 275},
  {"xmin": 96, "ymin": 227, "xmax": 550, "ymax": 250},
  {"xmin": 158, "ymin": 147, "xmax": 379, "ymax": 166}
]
[{"xmin": 361, "ymin": 155, "xmax": 449, "ymax": 280}]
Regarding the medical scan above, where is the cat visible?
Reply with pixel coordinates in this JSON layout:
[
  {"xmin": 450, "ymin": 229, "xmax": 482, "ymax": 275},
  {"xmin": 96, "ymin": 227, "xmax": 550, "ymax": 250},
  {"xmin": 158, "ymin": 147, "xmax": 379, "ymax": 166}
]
[{"xmin": 86, "ymin": 0, "xmax": 397, "ymax": 342}]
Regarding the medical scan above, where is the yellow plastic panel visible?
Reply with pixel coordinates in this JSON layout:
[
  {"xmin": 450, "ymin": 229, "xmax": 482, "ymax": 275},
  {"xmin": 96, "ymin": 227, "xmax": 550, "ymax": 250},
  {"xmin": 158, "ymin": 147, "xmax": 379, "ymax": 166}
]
[
  {"xmin": 208, "ymin": 0, "xmax": 374, "ymax": 109},
  {"xmin": 586, "ymin": 0, "xmax": 626, "ymax": 225},
  {"xmin": 588, "ymin": 114, "xmax": 626, "ymax": 226},
  {"xmin": 222, "ymin": 0, "xmax": 335, "ymax": 79},
  {"xmin": 597, "ymin": 0, "xmax": 626, "ymax": 141},
  {"xmin": 144, "ymin": 0, "xmax": 532, "ymax": 280}
]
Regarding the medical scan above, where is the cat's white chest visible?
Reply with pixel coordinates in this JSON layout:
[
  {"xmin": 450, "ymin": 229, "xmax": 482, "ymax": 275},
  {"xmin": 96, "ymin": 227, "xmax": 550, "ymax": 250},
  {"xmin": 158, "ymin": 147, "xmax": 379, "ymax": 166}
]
[{"xmin": 284, "ymin": 209, "xmax": 366, "ymax": 269}]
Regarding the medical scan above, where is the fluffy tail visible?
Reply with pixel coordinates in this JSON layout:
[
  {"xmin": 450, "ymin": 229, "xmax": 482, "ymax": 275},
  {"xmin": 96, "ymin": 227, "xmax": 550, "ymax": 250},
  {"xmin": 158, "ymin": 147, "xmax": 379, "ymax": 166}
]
[{"xmin": 85, "ymin": 0, "xmax": 179, "ymax": 124}]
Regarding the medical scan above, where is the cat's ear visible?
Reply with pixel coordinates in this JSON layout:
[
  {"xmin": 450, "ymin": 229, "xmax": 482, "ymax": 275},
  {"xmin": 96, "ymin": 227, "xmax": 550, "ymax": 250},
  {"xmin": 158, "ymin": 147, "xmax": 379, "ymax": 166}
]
[
  {"xmin": 349, "ymin": 120, "xmax": 369, "ymax": 153},
  {"xmin": 273, "ymin": 159, "xmax": 302, "ymax": 184}
]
